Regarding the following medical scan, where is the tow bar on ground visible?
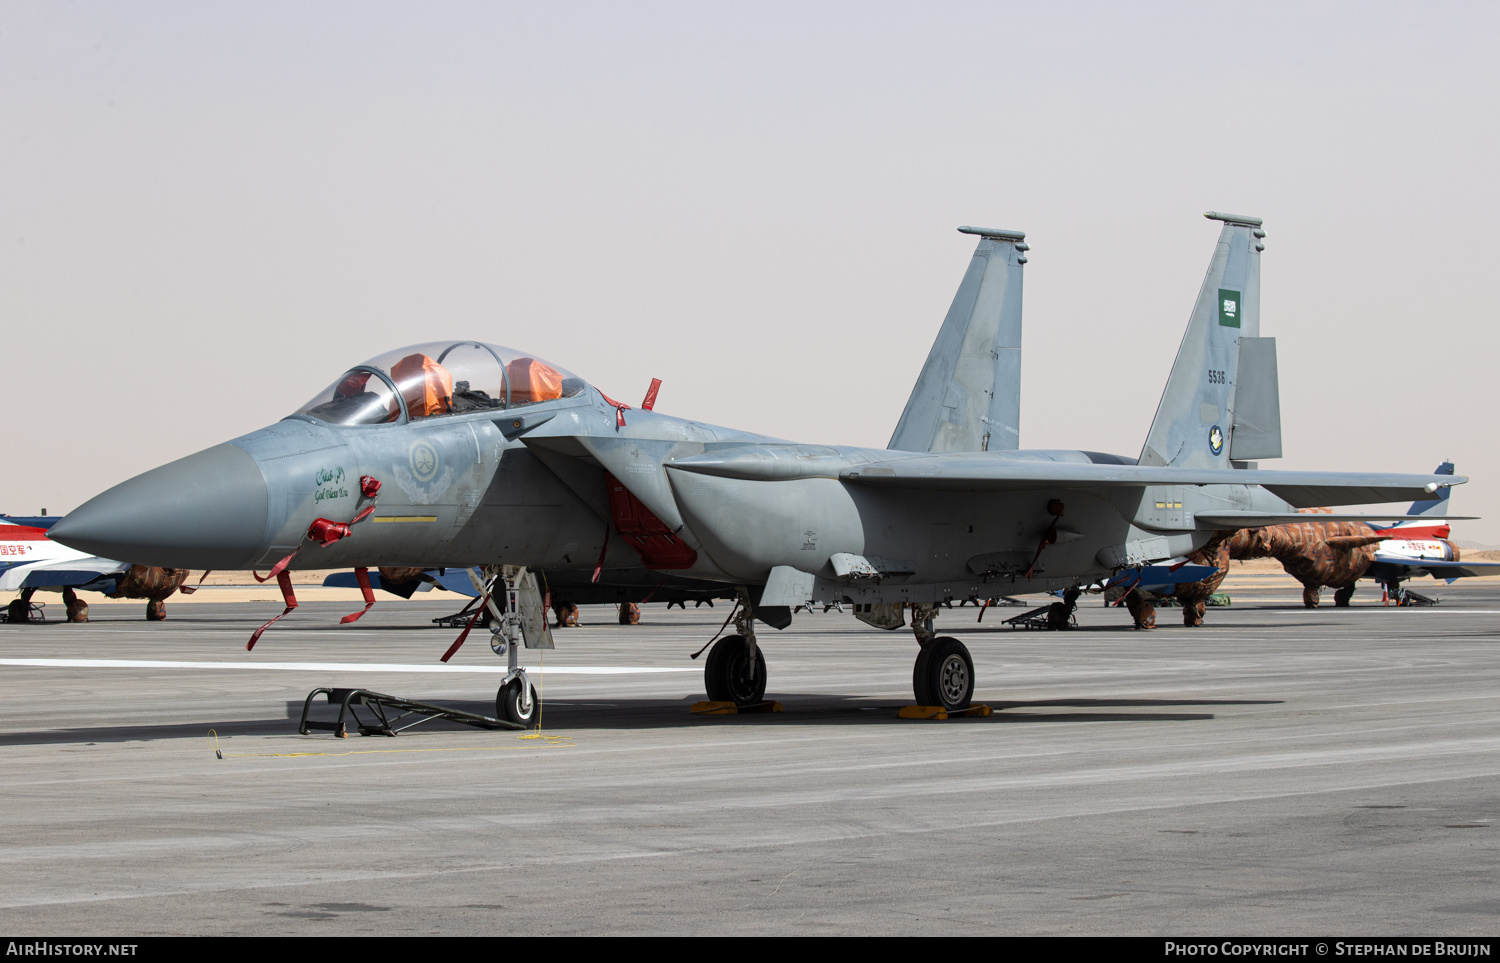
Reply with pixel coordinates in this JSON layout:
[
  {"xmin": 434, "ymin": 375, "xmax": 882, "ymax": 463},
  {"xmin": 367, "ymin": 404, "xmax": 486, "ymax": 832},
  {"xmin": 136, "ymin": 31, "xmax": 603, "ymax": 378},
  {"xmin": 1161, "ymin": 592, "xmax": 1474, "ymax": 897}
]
[{"xmin": 299, "ymin": 687, "xmax": 526, "ymax": 737}]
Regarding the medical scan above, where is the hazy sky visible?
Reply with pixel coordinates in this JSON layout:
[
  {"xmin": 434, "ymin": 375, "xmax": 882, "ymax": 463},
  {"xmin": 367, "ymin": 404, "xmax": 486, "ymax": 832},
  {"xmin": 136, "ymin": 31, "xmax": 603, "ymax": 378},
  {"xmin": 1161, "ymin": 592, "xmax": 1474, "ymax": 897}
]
[{"xmin": 5, "ymin": 2, "xmax": 1498, "ymax": 539}]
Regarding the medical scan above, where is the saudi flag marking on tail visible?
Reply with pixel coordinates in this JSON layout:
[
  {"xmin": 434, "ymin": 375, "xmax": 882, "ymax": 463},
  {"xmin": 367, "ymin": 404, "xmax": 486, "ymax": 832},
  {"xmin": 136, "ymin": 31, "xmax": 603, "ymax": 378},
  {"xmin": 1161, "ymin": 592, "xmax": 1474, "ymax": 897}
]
[{"xmin": 1218, "ymin": 289, "xmax": 1241, "ymax": 328}]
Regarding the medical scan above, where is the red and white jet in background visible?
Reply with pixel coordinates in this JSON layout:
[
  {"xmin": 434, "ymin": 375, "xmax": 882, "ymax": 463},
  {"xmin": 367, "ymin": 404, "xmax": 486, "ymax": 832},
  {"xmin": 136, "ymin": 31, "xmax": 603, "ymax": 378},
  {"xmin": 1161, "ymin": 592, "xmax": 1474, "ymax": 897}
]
[
  {"xmin": 0, "ymin": 515, "xmax": 131, "ymax": 621},
  {"xmin": 1364, "ymin": 462, "xmax": 1500, "ymax": 603}
]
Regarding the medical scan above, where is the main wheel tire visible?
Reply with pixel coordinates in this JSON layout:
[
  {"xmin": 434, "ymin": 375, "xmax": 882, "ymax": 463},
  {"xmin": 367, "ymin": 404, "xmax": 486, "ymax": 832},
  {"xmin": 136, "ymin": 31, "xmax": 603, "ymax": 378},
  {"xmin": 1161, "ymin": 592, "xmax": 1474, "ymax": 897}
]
[
  {"xmin": 498, "ymin": 678, "xmax": 539, "ymax": 726},
  {"xmin": 912, "ymin": 646, "xmax": 937, "ymax": 706},
  {"xmin": 703, "ymin": 634, "xmax": 767, "ymax": 706},
  {"xmin": 913, "ymin": 637, "xmax": 974, "ymax": 711}
]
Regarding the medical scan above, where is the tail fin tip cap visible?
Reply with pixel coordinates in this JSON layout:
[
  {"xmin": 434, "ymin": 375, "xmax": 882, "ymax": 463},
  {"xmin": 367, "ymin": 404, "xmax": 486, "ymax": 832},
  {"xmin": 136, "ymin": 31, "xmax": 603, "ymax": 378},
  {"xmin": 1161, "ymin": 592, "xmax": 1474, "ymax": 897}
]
[
  {"xmin": 957, "ymin": 225, "xmax": 1026, "ymax": 240},
  {"xmin": 1203, "ymin": 211, "xmax": 1264, "ymax": 227}
]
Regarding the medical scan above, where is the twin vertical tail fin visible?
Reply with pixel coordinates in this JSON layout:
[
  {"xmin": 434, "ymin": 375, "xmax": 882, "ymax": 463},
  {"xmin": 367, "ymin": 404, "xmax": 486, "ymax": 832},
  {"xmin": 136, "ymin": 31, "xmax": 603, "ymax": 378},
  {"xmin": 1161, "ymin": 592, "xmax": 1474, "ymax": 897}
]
[
  {"xmin": 1139, "ymin": 212, "xmax": 1281, "ymax": 469},
  {"xmin": 888, "ymin": 225, "xmax": 1026, "ymax": 453}
]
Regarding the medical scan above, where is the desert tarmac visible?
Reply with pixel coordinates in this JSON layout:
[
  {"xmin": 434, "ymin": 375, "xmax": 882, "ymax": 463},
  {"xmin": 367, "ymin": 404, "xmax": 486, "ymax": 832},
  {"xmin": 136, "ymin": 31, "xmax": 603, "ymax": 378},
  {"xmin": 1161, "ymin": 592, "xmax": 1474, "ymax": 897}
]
[{"xmin": 1, "ymin": 573, "xmax": 1498, "ymax": 935}]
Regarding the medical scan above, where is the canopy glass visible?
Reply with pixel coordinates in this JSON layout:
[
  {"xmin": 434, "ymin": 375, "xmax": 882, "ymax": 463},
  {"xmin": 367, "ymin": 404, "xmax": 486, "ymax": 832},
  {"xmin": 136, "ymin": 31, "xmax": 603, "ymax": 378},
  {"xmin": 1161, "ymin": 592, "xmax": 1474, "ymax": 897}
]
[{"xmin": 295, "ymin": 342, "xmax": 587, "ymax": 425}]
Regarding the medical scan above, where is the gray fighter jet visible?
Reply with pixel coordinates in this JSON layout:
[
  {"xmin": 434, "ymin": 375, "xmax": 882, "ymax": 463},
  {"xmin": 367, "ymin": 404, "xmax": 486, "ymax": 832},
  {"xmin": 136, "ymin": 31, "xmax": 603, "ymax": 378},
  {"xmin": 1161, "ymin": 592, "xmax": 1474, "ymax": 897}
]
[{"xmin": 49, "ymin": 213, "xmax": 1464, "ymax": 724}]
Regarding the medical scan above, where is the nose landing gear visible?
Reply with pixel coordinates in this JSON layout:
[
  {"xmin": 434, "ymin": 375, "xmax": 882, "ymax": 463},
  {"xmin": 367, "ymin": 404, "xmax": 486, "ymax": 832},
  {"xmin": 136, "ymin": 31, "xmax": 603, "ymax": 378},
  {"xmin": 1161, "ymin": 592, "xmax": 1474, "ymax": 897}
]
[
  {"xmin": 498, "ymin": 675, "xmax": 539, "ymax": 726},
  {"xmin": 471, "ymin": 564, "xmax": 552, "ymax": 727}
]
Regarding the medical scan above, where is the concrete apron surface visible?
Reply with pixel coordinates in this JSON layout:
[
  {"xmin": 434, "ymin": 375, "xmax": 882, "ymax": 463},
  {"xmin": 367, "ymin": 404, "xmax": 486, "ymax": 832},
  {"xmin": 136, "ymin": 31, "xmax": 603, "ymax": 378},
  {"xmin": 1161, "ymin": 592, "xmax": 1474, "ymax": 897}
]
[{"xmin": 0, "ymin": 578, "xmax": 1498, "ymax": 935}]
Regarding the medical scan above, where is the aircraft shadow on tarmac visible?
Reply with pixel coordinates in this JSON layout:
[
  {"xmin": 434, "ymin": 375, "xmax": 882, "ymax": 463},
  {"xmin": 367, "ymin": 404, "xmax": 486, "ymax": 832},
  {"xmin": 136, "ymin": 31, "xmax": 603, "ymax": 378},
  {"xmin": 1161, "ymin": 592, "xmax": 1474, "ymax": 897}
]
[
  {"xmin": 280, "ymin": 694, "xmax": 1282, "ymax": 731},
  {"xmin": 0, "ymin": 696, "xmax": 1283, "ymax": 747}
]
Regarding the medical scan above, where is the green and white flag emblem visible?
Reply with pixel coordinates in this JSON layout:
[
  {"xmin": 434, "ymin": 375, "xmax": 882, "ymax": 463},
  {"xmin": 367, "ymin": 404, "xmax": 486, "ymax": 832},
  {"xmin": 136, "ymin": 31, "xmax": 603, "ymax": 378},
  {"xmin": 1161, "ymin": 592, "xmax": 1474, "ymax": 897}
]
[{"xmin": 1218, "ymin": 289, "xmax": 1241, "ymax": 328}]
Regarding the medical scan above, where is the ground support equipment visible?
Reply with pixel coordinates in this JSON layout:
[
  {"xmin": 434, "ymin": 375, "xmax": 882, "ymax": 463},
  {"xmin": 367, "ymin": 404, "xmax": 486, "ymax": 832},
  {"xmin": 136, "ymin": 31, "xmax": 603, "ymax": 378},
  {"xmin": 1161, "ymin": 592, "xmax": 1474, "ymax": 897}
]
[
  {"xmin": 1002, "ymin": 604, "xmax": 1076, "ymax": 629},
  {"xmin": 299, "ymin": 687, "xmax": 525, "ymax": 737}
]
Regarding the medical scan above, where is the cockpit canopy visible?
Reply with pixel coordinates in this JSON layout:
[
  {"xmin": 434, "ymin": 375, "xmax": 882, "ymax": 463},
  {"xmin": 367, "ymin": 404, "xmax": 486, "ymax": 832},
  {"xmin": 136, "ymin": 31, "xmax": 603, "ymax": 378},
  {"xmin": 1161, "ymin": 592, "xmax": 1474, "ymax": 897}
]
[{"xmin": 295, "ymin": 341, "xmax": 588, "ymax": 426}]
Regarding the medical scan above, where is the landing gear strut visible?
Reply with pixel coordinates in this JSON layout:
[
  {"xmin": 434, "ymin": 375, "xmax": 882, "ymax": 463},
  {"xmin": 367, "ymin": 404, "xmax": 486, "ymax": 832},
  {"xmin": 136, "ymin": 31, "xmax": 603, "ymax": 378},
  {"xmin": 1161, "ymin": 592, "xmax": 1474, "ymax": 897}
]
[
  {"xmin": 703, "ymin": 593, "xmax": 767, "ymax": 706},
  {"xmin": 909, "ymin": 603, "xmax": 975, "ymax": 711},
  {"xmin": 474, "ymin": 565, "xmax": 544, "ymax": 726}
]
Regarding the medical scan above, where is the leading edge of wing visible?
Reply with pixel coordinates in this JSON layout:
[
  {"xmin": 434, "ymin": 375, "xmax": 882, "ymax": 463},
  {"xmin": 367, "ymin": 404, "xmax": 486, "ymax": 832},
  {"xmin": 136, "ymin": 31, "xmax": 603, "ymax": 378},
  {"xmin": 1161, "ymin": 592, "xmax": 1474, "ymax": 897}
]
[
  {"xmin": 664, "ymin": 448, "xmax": 1464, "ymax": 507},
  {"xmin": 837, "ymin": 457, "xmax": 1464, "ymax": 494},
  {"xmin": 1196, "ymin": 512, "xmax": 1477, "ymax": 527},
  {"xmin": 841, "ymin": 460, "xmax": 1463, "ymax": 507}
]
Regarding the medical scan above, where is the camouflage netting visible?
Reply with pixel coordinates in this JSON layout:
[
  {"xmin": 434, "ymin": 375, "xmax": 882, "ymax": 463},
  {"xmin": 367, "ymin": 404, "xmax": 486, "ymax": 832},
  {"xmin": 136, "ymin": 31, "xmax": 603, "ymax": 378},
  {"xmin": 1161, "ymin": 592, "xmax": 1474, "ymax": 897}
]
[
  {"xmin": 1124, "ymin": 588, "xmax": 1159, "ymax": 630},
  {"xmin": 108, "ymin": 566, "xmax": 190, "ymax": 602},
  {"xmin": 105, "ymin": 565, "xmax": 191, "ymax": 621},
  {"xmin": 1173, "ymin": 521, "xmax": 1393, "ymax": 626},
  {"xmin": 63, "ymin": 586, "xmax": 87, "ymax": 623},
  {"xmin": 1102, "ymin": 584, "xmax": 1162, "ymax": 629},
  {"xmin": 379, "ymin": 566, "xmax": 427, "ymax": 585}
]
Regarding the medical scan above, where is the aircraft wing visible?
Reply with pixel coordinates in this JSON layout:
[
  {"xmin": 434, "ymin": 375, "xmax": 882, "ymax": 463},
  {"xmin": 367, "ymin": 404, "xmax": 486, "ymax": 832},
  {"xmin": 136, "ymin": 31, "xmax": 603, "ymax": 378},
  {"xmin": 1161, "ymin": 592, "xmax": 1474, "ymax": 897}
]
[
  {"xmin": 1368, "ymin": 558, "xmax": 1500, "ymax": 581},
  {"xmin": 834, "ymin": 458, "xmax": 1461, "ymax": 508},
  {"xmin": 669, "ymin": 447, "xmax": 1465, "ymax": 506},
  {"xmin": 0, "ymin": 557, "xmax": 130, "ymax": 592}
]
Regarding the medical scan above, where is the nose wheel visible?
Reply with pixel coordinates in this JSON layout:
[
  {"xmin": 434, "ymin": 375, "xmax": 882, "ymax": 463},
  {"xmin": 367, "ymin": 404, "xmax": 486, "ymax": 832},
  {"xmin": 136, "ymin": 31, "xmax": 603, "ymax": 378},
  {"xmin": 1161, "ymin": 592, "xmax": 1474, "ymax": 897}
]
[
  {"xmin": 704, "ymin": 634, "xmax": 767, "ymax": 706},
  {"xmin": 498, "ymin": 675, "xmax": 539, "ymax": 726},
  {"xmin": 913, "ymin": 637, "xmax": 974, "ymax": 711}
]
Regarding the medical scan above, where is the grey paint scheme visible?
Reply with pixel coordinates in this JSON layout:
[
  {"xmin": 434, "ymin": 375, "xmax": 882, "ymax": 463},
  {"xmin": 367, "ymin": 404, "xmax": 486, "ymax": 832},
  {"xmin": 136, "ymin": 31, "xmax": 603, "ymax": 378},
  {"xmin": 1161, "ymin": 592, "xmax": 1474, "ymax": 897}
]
[
  {"xmin": 1140, "ymin": 213, "xmax": 1271, "ymax": 469},
  {"xmin": 51, "ymin": 218, "xmax": 1464, "ymax": 617},
  {"xmin": 888, "ymin": 226, "xmax": 1025, "ymax": 454},
  {"xmin": 1229, "ymin": 337, "xmax": 1282, "ymax": 460}
]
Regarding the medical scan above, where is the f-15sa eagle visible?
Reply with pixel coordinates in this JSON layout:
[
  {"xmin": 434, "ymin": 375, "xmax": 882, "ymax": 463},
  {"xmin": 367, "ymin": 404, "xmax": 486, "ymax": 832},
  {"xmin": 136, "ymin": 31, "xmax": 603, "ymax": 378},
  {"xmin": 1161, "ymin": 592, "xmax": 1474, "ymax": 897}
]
[{"xmin": 49, "ymin": 213, "xmax": 1464, "ymax": 724}]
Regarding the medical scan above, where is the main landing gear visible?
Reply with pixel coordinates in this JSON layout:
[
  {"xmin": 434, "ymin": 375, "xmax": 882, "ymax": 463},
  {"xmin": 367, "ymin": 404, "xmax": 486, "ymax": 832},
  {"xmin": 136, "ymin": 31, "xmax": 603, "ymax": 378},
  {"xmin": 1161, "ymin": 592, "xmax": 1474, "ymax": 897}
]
[
  {"xmin": 702, "ymin": 596, "xmax": 767, "ymax": 706},
  {"xmin": 909, "ymin": 603, "xmax": 975, "ymax": 712},
  {"xmin": 694, "ymin": 595, "xmax": 981, "ymax": 715}
]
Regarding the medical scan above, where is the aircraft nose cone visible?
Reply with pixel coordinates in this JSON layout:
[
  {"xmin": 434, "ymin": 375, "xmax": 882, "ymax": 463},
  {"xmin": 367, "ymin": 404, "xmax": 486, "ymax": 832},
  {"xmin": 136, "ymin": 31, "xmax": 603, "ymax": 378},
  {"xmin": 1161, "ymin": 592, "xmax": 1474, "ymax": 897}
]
[{"xmin": 49, "ymin": 444, "xmax": 270, "ymax": 569}]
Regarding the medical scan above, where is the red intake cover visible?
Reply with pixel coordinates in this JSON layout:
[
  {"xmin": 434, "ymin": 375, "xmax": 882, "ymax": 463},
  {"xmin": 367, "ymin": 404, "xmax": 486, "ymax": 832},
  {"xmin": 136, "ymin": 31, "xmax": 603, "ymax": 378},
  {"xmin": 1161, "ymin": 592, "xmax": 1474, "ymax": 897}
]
[{"xmin": 603, "ymin": 473, "xmax": 697, "ymax": 569}]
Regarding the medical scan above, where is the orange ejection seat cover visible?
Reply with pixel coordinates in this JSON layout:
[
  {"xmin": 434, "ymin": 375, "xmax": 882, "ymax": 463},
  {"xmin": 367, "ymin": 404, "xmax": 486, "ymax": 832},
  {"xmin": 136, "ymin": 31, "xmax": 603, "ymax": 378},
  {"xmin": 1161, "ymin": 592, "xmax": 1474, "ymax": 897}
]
[
  {"xmin": 391, "ymin": 353, "xmax": 454, "ymax": 418},
  {"xmin": 507, "ymin": 357, "xmax": 564, "ymax": 404}
]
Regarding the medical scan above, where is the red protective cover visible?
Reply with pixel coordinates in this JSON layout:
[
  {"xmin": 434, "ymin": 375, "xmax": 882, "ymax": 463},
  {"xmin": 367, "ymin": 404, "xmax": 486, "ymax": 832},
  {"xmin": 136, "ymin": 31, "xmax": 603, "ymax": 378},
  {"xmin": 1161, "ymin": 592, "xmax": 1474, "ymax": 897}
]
[{"xmin": 603, "ymin": 473, "xmax": 697, "ymax": 569}]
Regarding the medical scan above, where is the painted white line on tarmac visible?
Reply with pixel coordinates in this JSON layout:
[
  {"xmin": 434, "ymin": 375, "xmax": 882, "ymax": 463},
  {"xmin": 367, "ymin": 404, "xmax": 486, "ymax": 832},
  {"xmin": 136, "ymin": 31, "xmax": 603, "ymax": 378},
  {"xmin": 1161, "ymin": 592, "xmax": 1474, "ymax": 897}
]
[{"xmin": 0, "ymin": 658, "xmax": 695, "ymax": 675}]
